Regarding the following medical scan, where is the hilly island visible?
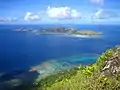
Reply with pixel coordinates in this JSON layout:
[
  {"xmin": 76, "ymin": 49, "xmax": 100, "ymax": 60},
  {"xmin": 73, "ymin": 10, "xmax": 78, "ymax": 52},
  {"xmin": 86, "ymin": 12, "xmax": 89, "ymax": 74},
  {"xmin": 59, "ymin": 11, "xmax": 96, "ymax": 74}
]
[{"xmin": 15, "ymin": 27, "xmax": 102, "ymax": 37}]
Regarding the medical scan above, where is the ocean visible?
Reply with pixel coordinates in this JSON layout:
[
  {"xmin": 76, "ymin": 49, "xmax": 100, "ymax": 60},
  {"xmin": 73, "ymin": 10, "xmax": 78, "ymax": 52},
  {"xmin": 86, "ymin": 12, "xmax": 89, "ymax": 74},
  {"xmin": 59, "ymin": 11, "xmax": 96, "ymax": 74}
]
[{"xmin": 0, "ymin": 24, "xmax": 120, "ymax": 73}]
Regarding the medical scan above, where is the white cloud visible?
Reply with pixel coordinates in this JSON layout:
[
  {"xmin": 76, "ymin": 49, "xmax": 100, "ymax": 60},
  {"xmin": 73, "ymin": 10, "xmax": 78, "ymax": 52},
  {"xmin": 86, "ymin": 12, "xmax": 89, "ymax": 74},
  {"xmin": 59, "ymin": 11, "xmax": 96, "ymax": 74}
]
[
  {"xmin": 92, "ymin": 9, "xmax": 119, "ymax": 19},
  {"xmin": 24, "ymin": 12, "xmax": 40, "ymax": 21},
  {"xmin": 93, "ymin": 9, "xmax": 104, "ymax": 19},
  {"xmin": 46, "ymin": 6, "xmax": 81, "ymax": 20},
  {"xmin": 90, "ymin": 0, "xmax": 104, "ymax": 5},
  {"xmin": 8, "ymin": 17, "xmax": 18, "ymax": 22}
]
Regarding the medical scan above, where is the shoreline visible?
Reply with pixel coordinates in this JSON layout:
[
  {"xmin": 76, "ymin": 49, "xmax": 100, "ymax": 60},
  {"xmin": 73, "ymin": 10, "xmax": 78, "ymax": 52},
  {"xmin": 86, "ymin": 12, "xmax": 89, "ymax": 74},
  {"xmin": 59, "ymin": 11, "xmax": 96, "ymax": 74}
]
[{"xmin": 35, "ymin": 33, "xmax": 102, "ymax": 38}]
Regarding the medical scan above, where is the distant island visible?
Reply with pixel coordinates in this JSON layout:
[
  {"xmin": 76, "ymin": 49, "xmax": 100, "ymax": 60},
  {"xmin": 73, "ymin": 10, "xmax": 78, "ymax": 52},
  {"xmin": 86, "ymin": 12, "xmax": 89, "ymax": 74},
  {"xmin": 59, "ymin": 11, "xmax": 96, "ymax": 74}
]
[{"xmin": 15, "ymin": 27, "xmax": 103, "ymax": 37}]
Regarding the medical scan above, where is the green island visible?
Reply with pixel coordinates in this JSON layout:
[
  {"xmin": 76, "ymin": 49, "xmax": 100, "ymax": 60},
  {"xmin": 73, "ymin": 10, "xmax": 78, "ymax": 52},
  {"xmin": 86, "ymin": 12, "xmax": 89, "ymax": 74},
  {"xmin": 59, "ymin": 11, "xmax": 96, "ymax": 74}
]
[
  {"xmin": 14, "ymin": 45, "xmax": 120, "ymax": 90},
  {"xmin": 15, "ymin": 27, "xmax": 102, "ymax": 36}
]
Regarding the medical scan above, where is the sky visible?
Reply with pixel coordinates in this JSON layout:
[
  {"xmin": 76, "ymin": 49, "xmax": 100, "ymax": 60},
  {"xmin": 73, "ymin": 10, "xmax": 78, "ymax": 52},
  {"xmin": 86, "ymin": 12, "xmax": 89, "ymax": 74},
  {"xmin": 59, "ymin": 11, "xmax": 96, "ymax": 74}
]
[{"xmin": 0, "ymin": 0, "xmax": 120, "ymax": 24}]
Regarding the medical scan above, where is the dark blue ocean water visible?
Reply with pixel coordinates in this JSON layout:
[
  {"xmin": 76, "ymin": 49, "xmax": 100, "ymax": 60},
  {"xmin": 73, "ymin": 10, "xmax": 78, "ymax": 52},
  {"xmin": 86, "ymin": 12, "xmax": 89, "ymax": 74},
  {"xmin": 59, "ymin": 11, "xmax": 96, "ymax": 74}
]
[{"xmin": 0, "ymin": 24, "xmax": 120, "ymax": 72}]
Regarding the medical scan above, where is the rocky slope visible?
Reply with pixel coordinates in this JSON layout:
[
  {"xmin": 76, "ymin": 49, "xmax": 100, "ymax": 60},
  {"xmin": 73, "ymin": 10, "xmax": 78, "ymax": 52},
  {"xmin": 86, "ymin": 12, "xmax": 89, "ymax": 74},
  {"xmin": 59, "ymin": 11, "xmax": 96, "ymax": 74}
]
[{"xmin": 102, "ymin": 46, "xmax": 120, "ymax": 76}]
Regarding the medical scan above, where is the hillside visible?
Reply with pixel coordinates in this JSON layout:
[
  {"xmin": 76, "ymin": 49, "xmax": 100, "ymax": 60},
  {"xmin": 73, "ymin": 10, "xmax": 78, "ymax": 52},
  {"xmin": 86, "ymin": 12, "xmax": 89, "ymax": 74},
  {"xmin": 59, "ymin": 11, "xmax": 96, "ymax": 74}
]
[{"xmin": 30, "ymin": 46, "xmax": 120, "ymax": 90}]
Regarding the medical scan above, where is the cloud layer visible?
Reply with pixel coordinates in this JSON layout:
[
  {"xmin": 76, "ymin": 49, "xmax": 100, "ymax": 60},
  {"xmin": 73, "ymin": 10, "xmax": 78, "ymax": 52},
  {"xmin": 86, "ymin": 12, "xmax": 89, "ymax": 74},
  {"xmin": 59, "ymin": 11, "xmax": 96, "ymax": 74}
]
[
  {"xmin": 0, "ymin": 18, "xmax": 9, "ymax": 22},
  {"xmin": 0, "ymin": 17, "xmax": 17, "ymax": 22},
  {"xmin": 46, "ymin": 6, "xmax": 81, "ymax": 20},
  {"xmin": 24, "ymin": 12, "xmax": 40, "ymax": 21},
  {"xmin": 1, "ymin": 5, "xmax": 120, "ymax": 24}
]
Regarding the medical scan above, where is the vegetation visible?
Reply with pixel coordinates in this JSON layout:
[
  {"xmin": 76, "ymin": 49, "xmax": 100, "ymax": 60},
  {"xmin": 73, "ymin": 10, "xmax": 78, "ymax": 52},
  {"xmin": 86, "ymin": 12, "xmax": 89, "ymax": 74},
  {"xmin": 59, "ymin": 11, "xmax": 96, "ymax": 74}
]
[
  {"xmin": 74, "ymin": 30, "xmax": 102, "ymax": 36},
  {"xmin": 15, "ymin": 27, "xmax": 102, "ymax": 36},
  {"xmin": 16, "ymin": 46, "xmax": 120, "ymax": 90}
]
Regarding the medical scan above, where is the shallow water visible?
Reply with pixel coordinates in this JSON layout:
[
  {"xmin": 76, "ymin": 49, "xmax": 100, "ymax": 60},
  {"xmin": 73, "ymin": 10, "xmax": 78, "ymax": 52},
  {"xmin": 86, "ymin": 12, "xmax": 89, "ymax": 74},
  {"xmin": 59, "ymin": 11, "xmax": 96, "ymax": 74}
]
[{"xmin": 30, "ymin": 54, "xmax": 99, "ymax": 81}]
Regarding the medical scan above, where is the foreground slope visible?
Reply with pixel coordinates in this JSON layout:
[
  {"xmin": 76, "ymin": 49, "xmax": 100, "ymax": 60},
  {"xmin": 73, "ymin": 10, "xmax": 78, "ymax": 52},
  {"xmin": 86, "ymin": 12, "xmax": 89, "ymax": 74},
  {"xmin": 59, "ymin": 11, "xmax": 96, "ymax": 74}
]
[{"xmin": 14, "ymin": 46, "xmax": 120, "ymax": 90}]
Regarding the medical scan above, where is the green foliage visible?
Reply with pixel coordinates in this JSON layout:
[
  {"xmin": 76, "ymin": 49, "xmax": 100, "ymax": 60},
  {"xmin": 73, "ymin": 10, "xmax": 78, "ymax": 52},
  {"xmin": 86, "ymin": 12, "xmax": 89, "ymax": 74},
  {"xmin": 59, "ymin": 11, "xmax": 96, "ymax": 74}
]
[
  {"xmin": 35, "ymin": 67, "xmax": 79, "ymax": 90},
  {"xmin": 82, "ymin": 65, "xmax": 95, "ymax": 76},
  {"xmin": 77, "ymin": 65, "xmax": 85, "ymax": 70}
]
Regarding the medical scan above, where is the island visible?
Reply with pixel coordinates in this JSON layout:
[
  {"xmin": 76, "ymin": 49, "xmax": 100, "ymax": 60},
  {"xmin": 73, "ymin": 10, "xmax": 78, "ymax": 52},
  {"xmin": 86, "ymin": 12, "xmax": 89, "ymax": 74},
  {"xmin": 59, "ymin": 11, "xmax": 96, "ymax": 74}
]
[{"xmin": 14, "ymin": 27, "xmax": 103, "ymax": 37}]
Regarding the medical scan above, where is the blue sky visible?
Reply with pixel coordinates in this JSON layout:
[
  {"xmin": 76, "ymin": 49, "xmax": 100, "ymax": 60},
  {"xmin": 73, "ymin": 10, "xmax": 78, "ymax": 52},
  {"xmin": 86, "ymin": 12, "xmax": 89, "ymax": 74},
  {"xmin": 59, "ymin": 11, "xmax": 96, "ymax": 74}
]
[{"xmin": 0, "ymin": 0, "xmax": 120, "ymax": 24}]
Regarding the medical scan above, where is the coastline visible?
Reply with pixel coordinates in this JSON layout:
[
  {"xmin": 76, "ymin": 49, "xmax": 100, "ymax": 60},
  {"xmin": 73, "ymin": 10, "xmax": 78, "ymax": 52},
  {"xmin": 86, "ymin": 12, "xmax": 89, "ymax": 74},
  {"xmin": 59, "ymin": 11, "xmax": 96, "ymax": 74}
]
[
  {"xmin": 36, "ymin": 33, "xmax": 102, "ymax": 38},
  {"xmin": 65, "ymin": 34, "xmax": 102, "ymax": 38}
]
